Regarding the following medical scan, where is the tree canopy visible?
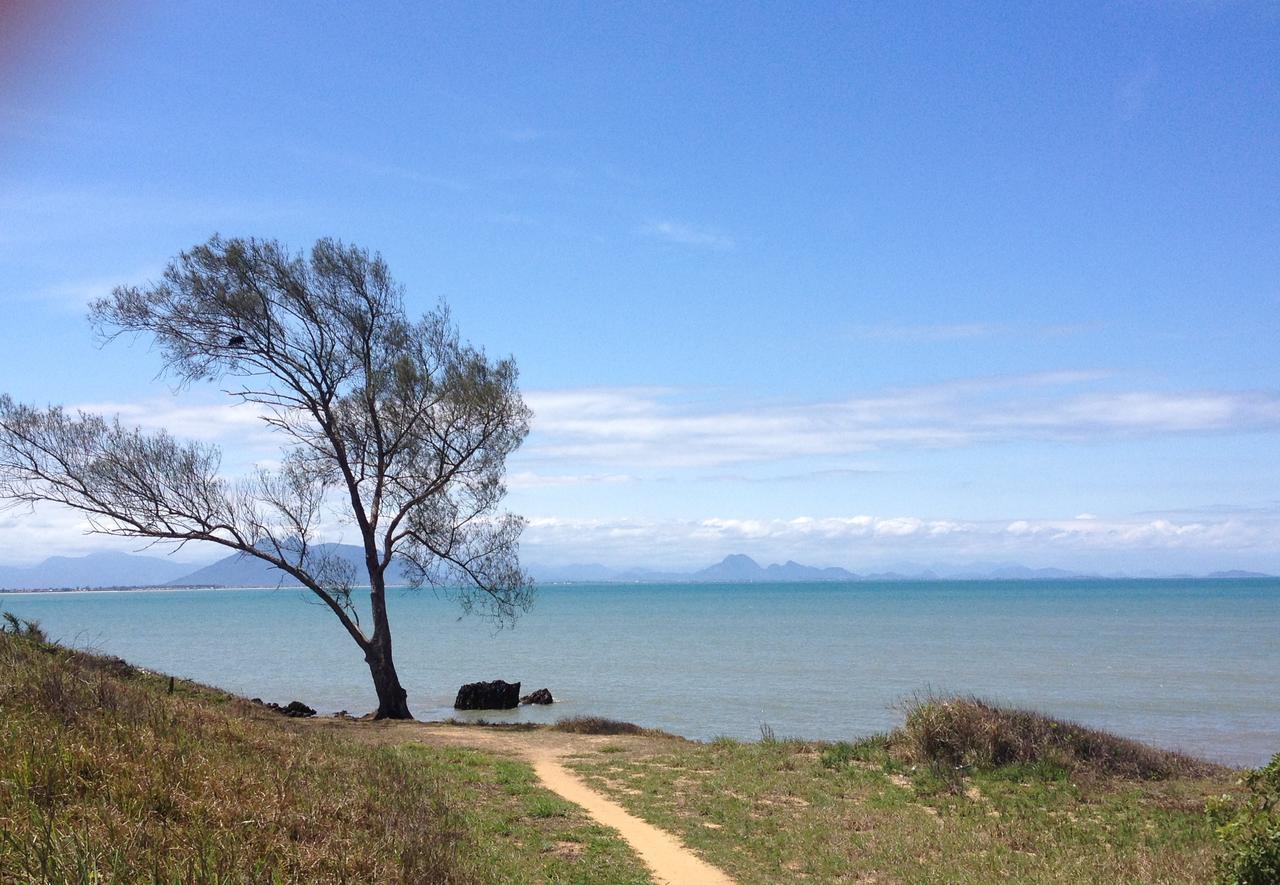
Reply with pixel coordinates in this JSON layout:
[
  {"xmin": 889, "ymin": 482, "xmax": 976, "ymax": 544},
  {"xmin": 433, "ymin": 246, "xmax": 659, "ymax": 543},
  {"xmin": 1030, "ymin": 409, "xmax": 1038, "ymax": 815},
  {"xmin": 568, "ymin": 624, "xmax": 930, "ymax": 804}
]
[{"xmin": 0, "ymin": 236, "xmax": 533, "ymax": 718}]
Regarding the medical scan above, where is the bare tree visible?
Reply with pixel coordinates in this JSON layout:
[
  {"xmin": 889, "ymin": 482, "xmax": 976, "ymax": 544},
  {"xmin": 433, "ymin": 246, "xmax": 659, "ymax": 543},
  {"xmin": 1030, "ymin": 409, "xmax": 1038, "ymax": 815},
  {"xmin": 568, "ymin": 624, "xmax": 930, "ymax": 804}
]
[{"xmin": 0, "ymin": 236, "xmax": 532, "ymax": 719}]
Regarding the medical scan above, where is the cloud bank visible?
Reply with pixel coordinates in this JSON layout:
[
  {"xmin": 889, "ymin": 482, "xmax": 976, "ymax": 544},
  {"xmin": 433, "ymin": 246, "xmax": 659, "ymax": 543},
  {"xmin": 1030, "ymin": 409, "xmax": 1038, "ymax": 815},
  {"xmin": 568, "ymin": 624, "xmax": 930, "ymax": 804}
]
[{"xmin": 523, "ymin": 376, "xmax": 1280, "ymax": 468}]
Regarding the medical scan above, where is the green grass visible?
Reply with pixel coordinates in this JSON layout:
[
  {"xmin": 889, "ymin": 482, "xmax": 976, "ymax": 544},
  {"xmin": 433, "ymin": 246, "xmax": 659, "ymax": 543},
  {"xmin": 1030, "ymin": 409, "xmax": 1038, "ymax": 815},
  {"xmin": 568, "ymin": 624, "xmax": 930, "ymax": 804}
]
[
  {"xmin": 568, "ymin": 715, "xmax": 1239, "ymax": 883},
  {"xmin": 0, "ymin": 627, "xmax": 651, "ymax": 883}
]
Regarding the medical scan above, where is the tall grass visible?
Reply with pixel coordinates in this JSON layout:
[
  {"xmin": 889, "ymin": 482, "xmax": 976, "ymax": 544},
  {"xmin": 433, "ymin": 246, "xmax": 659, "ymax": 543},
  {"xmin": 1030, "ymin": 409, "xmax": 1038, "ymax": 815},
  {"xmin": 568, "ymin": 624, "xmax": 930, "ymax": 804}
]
[
  {"xmin": 898, "ymin": 694, "xmax": 1222, "ymax": 779},
  {"xmin": 0, "ymin": 629, "xmax": 467, "ymax": 881},
  {"xmin": 553, "ymin": 716, "xmax": 649, "ymax": 735}
]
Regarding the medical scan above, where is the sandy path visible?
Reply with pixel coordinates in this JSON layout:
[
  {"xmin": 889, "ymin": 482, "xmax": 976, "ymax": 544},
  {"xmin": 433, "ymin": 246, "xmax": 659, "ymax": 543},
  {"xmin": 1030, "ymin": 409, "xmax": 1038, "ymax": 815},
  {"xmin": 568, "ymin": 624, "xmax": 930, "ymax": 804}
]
[
  {"xmin": 530, "ymin": 753, "xmax": 734, "ymax": 884},
  {"xmin": 304, "ymin": 720, "xmax": 734, "ymax": 884}
]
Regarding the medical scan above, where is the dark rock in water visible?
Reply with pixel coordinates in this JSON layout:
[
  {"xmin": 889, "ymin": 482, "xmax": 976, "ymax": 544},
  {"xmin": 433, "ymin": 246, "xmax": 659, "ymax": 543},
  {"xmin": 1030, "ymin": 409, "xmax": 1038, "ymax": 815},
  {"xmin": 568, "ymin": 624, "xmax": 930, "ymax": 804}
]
[
  {"xmin": 253, "ymin": 698, "xmax": 317, "ymax": 718},
  {"xmin": 281, "ymin": 700, "xmax": 317, "ymax": 718},
  {"xmin": 454, "ymin": 679, "xmax": 521, "ymax": 710},
  {"xmin": 520, "ymin": 688, "xmax": 554, "ymax": 705}
]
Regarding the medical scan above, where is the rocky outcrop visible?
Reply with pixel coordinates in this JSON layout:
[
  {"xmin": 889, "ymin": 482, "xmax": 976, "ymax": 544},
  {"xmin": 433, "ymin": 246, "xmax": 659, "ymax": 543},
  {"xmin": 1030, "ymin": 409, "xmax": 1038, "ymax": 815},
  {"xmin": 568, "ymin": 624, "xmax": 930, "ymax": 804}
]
[
  {"xmin": 453, "ymin": 679, "xmax": 521, "ymax": 710},
  {"xmin": 520, "ymin": 688, "xmax": 554, "ymax": 705},
  {"xmin": 251, "ymin": 698, "xmax": 317, "ymax": 718}
]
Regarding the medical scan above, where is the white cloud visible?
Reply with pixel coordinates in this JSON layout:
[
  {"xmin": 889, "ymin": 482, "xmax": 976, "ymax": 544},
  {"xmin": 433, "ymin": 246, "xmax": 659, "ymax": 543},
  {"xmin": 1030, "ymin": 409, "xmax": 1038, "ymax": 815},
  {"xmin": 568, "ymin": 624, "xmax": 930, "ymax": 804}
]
[
  {"xmin": 522, "ymin": 511, "xmax": 1280, "ymax": 569},
  {"xmin": 73, "ymin": 399, "xmax": 275, "ymax": 445},
  {"xmin": 523, "ymin": 377, "xmax": 1280, "ymax": 469},
  {"xmin": 507, "ymin": 471, "xmax": 634, "ymax": 490},
  {"xmin": 638, "ymin": 220, "xmax": 735, "ymax": 250},
  {"xmin": 24, "ymin": 266, "xmax": 159, "ymax": 311},
  {"xmin": 0, "ymin": 503, "xmax": 217, "ymax": 566}
]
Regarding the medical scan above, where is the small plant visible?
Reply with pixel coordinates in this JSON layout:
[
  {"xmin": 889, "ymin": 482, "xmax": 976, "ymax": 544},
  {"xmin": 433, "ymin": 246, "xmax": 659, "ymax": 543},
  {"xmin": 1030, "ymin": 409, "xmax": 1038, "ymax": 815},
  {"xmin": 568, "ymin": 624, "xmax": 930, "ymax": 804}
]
[
  {"xmin": 1, "ymin": 610, "xmax": 45, "ymax": 642},
  {"xmin": 1210, "ymin": 752, "xmax": 1280, "ymax": 884},
  {"xmin": 759, "ymin": 723, "xmax": 777, "ymax": 743},
  {"xmin": 821, "ymin": 734, "xmax": 893, "ymax": 770},
  {"xmin": 527, "ymin": 794, "xmax": 572, "ymax": 818}
]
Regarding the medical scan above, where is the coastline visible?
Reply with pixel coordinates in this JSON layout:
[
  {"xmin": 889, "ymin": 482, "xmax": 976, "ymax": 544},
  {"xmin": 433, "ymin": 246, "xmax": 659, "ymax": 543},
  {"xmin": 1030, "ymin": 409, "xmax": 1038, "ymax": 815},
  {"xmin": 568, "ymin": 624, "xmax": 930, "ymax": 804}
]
[{"xmin": 0, "ymin": 628, "xmax": 1255, "ymax": 883}]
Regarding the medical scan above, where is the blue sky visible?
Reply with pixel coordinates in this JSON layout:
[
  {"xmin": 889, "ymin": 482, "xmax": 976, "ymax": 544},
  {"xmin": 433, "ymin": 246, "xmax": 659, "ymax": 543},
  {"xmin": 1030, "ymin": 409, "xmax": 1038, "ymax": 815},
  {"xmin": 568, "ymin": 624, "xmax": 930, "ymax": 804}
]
[{"xmin": 1, "ymin": 1, "xmax": 1278, "ymax": 572}]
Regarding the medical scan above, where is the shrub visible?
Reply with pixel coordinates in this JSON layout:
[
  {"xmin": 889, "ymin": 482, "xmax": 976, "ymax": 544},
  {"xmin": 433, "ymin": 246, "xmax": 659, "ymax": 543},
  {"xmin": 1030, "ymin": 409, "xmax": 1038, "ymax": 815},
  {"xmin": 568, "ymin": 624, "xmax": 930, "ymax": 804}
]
[
  {"xmin": 899, "ymin": 694, "xmax": 1219, "ymax": 779},
  {"xmin": 1, "ymin": 609, "xmax": 46, "ymax": 642},
  {"xmin": 553, "ymin": 716, "xmax": 646, "ymax": 735},
  {"xmin": 1210, "ymin": 753, "xmax": 1280, "ymax": 884}
]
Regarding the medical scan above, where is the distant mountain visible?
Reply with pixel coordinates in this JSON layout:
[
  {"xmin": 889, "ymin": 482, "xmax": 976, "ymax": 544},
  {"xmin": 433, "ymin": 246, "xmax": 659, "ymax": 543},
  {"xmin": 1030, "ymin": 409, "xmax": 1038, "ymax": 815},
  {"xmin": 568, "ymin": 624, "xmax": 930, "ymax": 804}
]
[
  {"xmin": 0, "ymin": 552, "xmax": 196, "ymax": 590},
  {"xmin": 4, "ymin": 548, "xmax": 1273, "ymax": 591},
  {"xmin": 693, "ymin": 555, "xmax": 859, "ymax": 583},
  {"xmin": 534, "ymin": 555, "xmax": 1276, "ymax": 584},
  {"xmin": 695, "ymin": 554, "xmax": 765, "ymax": 581},
  {"xmin": 532, "ymin": 563, "xmax": 688, "ymax": 583},
  {"xmin": 937, "ymin": 561, "xmax": 1086, "ymax": 580},
  {"xmin": 172, "ymin": 543, "xmax": 412, "ymax": 588}
]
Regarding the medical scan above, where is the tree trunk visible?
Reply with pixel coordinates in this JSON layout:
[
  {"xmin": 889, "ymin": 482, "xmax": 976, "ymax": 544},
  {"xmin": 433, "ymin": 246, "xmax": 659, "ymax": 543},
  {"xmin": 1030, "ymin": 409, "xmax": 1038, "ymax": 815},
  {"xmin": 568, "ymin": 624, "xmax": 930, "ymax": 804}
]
[
  {"xmin": 366, "ymin": 640, "xmax": 412, "ymax": 719},
  {"xmin": 365, "ymin": 557, "xmax": 412, "ymax": 720}
]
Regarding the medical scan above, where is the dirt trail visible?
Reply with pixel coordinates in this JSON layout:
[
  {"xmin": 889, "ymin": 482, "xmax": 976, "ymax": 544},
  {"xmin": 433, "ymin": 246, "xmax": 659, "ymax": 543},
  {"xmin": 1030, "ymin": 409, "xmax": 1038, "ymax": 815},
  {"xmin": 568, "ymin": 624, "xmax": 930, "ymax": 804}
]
[
  {"xmin": 531, "ymin": 753, "xmax": 734, "ymax": 884},
  {"xmin": 305, "ymin": 720, "xmax": 734, "ymax": 884}
]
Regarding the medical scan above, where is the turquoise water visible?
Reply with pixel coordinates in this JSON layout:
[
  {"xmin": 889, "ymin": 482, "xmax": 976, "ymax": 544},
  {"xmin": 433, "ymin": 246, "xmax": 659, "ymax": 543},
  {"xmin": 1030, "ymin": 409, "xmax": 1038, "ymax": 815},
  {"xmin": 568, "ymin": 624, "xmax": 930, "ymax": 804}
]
[{"xmin": 3, "ymin": 579, "xmax": 1277, "ymax": 767}]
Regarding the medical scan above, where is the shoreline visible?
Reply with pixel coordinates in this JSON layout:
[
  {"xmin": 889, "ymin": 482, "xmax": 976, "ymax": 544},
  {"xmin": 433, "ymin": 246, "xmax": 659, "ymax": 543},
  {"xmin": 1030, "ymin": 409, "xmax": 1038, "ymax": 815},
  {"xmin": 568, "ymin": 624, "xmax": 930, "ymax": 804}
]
[{"xmin": 1, "ymin": 629, "xmax": 1254, "ymax": 882}]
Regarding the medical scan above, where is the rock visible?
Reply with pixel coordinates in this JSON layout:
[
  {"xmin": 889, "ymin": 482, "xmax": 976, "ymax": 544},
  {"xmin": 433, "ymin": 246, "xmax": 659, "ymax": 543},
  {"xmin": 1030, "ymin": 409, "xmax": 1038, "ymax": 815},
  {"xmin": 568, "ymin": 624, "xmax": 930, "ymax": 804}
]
[
  {"xmin": 520, "ymin": 688, "xmax": 554, "ymax": 705},
  {"xmin": 454, "ymin": 679, "xmax": 521, "ymax": 710},
  {"xmin": 281, "ymin": 700, "xmax": 317, "ymax": 718},
  {"xmin": 253, "ymin": 698, "xmax": 317, "ymax": 718}
]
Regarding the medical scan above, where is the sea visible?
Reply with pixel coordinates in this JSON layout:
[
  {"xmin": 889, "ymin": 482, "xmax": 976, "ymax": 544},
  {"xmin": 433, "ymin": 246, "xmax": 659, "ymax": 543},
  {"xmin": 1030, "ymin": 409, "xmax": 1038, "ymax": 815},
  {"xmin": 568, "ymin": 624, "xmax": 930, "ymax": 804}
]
[{"xmin": 3, "ymin": 579, "xmax": 1277, "ymax": 767}]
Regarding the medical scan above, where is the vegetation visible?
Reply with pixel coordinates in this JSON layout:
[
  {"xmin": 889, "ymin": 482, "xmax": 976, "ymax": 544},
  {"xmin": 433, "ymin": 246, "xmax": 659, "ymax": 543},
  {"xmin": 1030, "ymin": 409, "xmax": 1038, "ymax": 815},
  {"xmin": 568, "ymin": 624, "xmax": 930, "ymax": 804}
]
[
  {"xmin": 567, "ymin": 696, "xmax": 1239, "ymax": 883},
  {"xmin": 897, "ymin": 694, "xmax": 1220, "ymax": 780},
  {"xmin": 553, "ymin": 716, "xmax": 660, "ymax": 736},
  {"xmin": 1210, "ymin": 753, "xmax": 1280, "ymax": 884},
  {"xmin": 0, "ymin": 628, "xmax": 650, "ymax": 882},
  {"xmin": 2, "ymin": 621, "xmax": 1267, "ymax": 884},
  {"xmin": 0, "ymin": 236, "xmax": 533, "ymax": 719}
]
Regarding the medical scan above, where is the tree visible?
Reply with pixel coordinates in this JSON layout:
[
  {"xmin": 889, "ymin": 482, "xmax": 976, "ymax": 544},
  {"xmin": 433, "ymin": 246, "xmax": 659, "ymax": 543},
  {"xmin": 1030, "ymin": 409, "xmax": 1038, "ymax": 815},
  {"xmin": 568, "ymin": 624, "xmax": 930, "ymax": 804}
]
[{"xmin": 0, "ymin": 236, "xmax": 533, "ymax": 719}]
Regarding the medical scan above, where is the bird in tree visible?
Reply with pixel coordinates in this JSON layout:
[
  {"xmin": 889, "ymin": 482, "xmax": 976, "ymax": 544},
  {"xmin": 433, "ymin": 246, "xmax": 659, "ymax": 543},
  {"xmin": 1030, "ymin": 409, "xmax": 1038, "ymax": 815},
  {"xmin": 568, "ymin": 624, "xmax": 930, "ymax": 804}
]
[{"xmin": 0, "ymin": 236, "xmax": 533, "ymax": 719}]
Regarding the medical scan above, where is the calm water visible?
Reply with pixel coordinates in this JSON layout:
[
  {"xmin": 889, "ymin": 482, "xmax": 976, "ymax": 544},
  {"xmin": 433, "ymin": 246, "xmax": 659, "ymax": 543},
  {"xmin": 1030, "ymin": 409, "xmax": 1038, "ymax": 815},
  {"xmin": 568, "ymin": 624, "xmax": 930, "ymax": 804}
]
[{"xmin": 3, "ymin": 580, "xmax": 1277, "ymax": 767}]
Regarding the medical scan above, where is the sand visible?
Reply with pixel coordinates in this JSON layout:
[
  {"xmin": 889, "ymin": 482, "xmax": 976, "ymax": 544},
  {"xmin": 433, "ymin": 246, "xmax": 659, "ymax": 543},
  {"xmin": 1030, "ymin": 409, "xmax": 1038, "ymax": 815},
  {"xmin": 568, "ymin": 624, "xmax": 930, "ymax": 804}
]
[{"xmin": 302, "ymin": 719, "xmax": 734, "ymax": 884}]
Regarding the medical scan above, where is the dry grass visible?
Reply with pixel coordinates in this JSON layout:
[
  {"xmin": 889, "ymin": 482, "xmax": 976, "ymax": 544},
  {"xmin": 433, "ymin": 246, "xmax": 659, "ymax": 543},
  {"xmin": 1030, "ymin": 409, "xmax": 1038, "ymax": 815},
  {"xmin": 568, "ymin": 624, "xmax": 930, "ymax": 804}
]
[
  {"xmin": 553, "ymin": 716, "xmax": 651, "ymax": 736},
  {"xmin": 571, "ymin": 739, "xmax": 1234, "ymax": 883},
  {"xmin": 567, "ymin": 700, "xmax": 1239, "ymax": 883},
  {"xmin": 898, "ymin": 694, "xmax": 1223, "ymax": 780},
  {"xmin": 0, "ymin": 631, "xmax": 462, "ymax": 880},
  {"xmin": 0, "ymin": 629, "xmax": 652, "ymax": 883}
]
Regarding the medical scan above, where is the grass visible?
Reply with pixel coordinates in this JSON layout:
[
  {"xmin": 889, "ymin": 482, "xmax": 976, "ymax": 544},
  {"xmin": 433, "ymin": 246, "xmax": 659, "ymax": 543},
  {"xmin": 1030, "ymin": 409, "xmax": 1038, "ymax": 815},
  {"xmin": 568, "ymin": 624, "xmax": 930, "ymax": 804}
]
[
  {"xmin": 0, "ymin": 626, "xmax": 652, "ymax": 883},
  {"xmin": 1, "ymin": 618, "xmax": 1258, "ymax": 883},
  {"xmin": 898, "ymin": 694, "xmax": 1221, "ymax": 780},
  {"xmin": 567, "ymin": 696, "xmax": 1241, "ymax": 883},
  {"xmin": 553, "ymin": 716, "xmax": 653, "ymax": 736}
]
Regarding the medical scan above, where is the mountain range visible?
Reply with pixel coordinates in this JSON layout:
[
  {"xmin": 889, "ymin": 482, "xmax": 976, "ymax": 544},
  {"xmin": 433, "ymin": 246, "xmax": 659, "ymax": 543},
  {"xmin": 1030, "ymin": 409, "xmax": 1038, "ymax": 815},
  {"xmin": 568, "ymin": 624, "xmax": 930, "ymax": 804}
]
[
  {"xmin": 0, "ymin": 550, "xmax": 1272, "ymax": 591},
  {"xmin": 527, "ymin": 555, "xmax": 1274, "ymax": 584}
]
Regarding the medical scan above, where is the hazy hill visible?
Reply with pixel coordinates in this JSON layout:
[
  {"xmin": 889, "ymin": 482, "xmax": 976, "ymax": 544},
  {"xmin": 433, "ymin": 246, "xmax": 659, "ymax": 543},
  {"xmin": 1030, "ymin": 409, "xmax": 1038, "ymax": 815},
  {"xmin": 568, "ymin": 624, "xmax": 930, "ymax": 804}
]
[
  {"xmin": 2, "ymin": 549, "xmax": 1274, "ymax": 590},
  {"xmin": 171, "ymin": 543, "xmax": 412, "ymax": 588},
  {"xmin": 0, "ymin": 552, "xmax": 194, "ymax": 590},
  {"xmin": 693, "ymin": 554, "xmax": 859, "ymax": 582}
]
